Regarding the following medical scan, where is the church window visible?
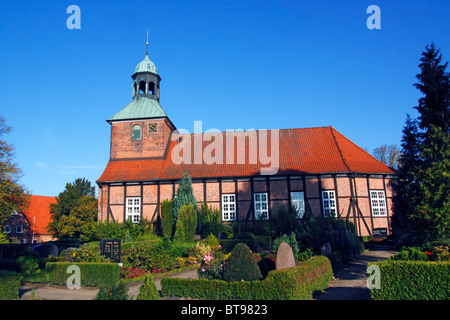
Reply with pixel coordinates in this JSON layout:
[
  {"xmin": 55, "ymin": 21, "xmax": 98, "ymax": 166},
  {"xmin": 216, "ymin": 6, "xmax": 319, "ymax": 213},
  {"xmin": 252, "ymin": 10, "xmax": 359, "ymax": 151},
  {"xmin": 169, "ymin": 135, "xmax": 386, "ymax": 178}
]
[
  {"xmin": 126, "ymin": 197, "xmax": 141, "ymax": 223},
  {"xmin": 132, "ymin": 125, "xmax": 142, "ymax": 140},
  {"xmin": 254, "ymin": 193, "xmax": 269, "ymax": 220},
  {"xmin": 222, "ymin": 194, "xmax": 236, "ymax": 221}
]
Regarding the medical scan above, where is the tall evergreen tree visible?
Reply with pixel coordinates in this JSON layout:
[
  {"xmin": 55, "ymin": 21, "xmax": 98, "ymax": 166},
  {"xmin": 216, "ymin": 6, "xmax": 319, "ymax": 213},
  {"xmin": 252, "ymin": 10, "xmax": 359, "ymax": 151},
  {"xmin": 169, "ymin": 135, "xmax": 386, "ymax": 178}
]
[
  {"xmin": 172, "ymin": 172, "xmax": 198, "ymax": 219},
  {"xmin": 393, "ymin": 44, "xmax": 450, "ymax": 246}
]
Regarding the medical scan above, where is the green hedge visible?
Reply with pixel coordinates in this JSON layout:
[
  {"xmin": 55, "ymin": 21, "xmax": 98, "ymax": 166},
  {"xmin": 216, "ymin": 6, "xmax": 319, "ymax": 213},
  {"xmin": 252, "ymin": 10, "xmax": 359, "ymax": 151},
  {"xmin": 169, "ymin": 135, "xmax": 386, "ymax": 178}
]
[
  {"xmin": 370, "ymin": 260, "xmax": 450, "ymax": 300},
  {"xmin": 161, "ymin": 255, "xmax": 332, "ymax": 300},
  {"xmin": 0, "ymin": 270, "xmax": 23, "ymax": 300},
  {"xmin": 45, "ymin": 262, "xmax": 120, "ymax": 287}
]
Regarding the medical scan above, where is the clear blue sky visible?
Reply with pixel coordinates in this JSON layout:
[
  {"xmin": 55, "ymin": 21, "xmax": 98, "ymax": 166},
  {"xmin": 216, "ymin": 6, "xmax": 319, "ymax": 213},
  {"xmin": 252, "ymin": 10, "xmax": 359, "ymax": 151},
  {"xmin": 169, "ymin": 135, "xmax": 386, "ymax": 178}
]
[{"xmin": 1, "ymin": 0, "xmax": 449, "ymax": 197}]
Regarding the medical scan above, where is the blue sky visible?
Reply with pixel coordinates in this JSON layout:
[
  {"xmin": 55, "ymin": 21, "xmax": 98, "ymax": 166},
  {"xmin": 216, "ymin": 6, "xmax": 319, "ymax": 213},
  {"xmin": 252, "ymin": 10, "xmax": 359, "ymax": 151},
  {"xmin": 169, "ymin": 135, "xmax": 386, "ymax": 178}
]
[{"xmin": 1, "ymin": 0, "xmax": 449, "ymax": 197}]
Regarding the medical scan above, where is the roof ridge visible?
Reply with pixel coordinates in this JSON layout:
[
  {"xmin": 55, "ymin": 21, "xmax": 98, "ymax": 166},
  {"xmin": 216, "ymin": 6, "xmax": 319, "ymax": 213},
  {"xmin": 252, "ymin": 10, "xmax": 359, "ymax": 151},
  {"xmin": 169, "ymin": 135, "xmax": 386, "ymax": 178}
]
[{"xmin": 329, "ymin": 127, "xmax": 352, "ymax": 173}]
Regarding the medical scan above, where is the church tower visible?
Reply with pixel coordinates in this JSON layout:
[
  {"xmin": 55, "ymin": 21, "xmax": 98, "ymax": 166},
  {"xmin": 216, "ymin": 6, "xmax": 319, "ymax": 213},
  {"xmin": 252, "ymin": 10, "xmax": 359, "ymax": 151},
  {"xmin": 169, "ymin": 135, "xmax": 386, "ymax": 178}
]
[{"xmin": 108, "ymin": 36, "xmax": 175, "ymax": 160}]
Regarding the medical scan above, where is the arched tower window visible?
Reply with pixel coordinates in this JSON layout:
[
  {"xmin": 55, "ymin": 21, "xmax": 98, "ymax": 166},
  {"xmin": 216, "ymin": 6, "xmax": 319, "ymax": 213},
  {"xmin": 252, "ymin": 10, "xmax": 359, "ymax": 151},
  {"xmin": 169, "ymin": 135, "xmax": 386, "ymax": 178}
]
[
  {"xmin": 139, "ymin": 81, "xmax": 146, "ymax": 94},
  {"xmin": 132, "ymin": 125, "xmax": 142, "ymax": 140}
]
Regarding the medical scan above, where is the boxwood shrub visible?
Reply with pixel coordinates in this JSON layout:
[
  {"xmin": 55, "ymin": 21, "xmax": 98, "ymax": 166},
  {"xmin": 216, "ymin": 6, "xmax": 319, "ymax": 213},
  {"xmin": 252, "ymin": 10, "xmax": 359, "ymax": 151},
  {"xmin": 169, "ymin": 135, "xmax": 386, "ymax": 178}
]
[
  {"xmin": 0, "ymin": 270, "xmax": 23, "ymax": 300},
  {"xmin": 369, "ymin": 260, "xmax": 450, "ymax": 300},
  {"xmin": 161, "ymin": 255, "xmax": 332, "ymax": 300},
  {"xmin": 45, "ymin": 262, "xmax": 120, "ymax": 287}
]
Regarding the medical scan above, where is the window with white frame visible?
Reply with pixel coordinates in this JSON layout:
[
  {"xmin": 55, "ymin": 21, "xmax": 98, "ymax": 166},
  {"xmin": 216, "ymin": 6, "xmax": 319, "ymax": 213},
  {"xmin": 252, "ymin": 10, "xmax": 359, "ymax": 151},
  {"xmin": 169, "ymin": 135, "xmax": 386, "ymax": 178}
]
[
  {"xmin": 16, "ymin": 226, "xmax": 23, "ymax": 233},
  {"xmin": 322, "ymin": 190, "xmax": 337, "ymax": 217},
  {"xmin": 290, "ymin": 191, "xmax": 305, "ymax": 218},
  {"xmin": 370, "ymin": 190, "xmax": 387, "ymax": 216},
  {"xmin": 3, "ymin": 225, "xmax": 11, "ymax": 233},
  {"xmin": 126, "ymin": 197, "xmax": 141, "ymax": 223},
  {"xmin": 222, "ymin": 194, "xmax": 236, "ymax": 221},
  {"xmin": 254, "ymin": 193, "xmax": 269, "ymax": 220}
]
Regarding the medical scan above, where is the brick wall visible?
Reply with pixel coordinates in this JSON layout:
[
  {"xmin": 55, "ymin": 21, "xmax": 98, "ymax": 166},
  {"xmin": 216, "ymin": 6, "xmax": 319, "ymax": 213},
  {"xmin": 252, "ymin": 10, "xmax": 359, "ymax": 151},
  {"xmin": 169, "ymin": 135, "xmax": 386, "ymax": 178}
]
[
  {"xmin": 110, "ymin": 118, "xmax": 172, "ymax": 159},
  {"xmin": 97, "ymin": 174, "xmax": 397, "ymax": 237}
]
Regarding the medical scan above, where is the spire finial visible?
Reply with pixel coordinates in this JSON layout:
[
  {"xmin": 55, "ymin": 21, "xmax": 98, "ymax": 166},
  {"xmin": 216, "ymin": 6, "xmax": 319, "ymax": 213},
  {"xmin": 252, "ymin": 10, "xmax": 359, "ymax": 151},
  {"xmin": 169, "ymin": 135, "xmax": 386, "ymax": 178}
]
[{"xmin": 146, "ymin": 29, "xmax": 149, "ymax": 56}]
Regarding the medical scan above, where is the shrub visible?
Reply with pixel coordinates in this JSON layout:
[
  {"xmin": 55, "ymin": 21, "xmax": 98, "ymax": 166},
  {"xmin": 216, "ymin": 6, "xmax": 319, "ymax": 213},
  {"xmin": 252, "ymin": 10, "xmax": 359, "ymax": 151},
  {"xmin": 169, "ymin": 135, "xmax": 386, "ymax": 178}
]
[
  {"xmin": 137, "ymin": 274, "xmax": 160, "ymax": 300},
  {"xmin": 46, "ymin": 262, "xmax": 120, "ymax": 287},
  {"xmin": 174, "ymin": 204, "xmax": 198, "ymax": 243},
  {"xmin": 16, "ymin": 248, "xmax": 41, "ymax": 274},
  {"xmin": 70, "ymin": 243, "xmax": 110, "ymax": 263},
  {"xmin": 370, "ymin": 260, "xmax": 450, "ymax": 300},
  {"xmin": 258, "ymin": 253, "xmax": 276, "ymax": 278},
  {"xmin": 161, "ymin": 199, "xmax": 174, "ymax": 239},
  {"xmin": 120, "ymin": 266, "xmax": 147, "ymax": 279},
  {"xmin": 273, "ymin": 232, "xmax": 299, "ymax": 264},
  {"xmin": 161, "ymin": 255, "xmax": 333, "ymax": 300},
  {"xmin": 0, "ymin": 270, "xmax": 22, "ymax": 300},
  {"xmin": 389, "ymin": 247, "xmax": 429, "ymax": 261},
  {"xmin": 95, "ymin": 280, "xmax": 129, "ymax": 300},
  {"xmin": 126, "ymin": 239, "xmax": 177, "ymax": 273},
  {"xmin": 223, "ymin": 242, "xmax": 262, "ymax": 282}
]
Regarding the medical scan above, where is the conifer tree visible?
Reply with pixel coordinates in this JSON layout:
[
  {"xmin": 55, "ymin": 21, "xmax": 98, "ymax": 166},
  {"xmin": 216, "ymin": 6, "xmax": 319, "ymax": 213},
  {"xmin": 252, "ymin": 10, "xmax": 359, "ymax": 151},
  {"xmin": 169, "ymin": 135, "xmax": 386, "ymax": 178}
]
[
  {"xmin": 393, "ymin": 44, "xmax": 450, "ymax": 246},
  {"xmin": 172, "ymin": 172, "xmax": 198, "ymax": 219}
]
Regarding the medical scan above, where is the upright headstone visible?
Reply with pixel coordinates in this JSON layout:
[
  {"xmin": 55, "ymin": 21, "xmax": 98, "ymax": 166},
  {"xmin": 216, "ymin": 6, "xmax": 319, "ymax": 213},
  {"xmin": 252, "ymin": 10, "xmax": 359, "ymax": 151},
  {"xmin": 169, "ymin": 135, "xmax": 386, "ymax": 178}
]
[
  {"xmin": 32, "ymin": 244, "xmax": 58, "ymax": 259},
  {"xmin": 100, "ymin": 239, "xmax": 121, "ymax": 263},
  {"xmin": 276, "ymin": 242, "xmax": 296, "ymax": 270},
  {"xmin": 320, "ymin": 242, "xmax": 332, "ymax": 257}
]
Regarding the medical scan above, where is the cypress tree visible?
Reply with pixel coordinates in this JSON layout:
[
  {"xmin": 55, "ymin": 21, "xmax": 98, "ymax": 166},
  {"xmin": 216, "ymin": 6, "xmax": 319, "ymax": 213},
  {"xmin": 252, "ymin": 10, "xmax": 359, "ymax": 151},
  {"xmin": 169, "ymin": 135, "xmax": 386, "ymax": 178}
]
[{"xmin": 172, "ymin": 172, "xmax": 198, "ymax": 219}]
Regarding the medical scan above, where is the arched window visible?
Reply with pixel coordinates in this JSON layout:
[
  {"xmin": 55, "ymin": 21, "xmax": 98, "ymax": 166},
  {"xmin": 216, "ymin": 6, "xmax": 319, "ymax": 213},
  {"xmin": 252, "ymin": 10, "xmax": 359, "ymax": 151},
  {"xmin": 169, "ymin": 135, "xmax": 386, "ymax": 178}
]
[
  {"xmin": 132, "ymin": 125, "xmax": 142, "ymax": 141},
  {"xmin": 139, "ymin": 81, "xmax": 146, "ymax": 94}
]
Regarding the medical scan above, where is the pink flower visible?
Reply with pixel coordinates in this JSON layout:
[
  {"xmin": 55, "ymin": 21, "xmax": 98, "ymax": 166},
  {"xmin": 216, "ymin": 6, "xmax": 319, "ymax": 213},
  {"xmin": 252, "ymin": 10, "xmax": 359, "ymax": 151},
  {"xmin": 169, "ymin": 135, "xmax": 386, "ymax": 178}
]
[{"xmin": 201, "ymin": 268, "xmax": 205, "ymax": 272}]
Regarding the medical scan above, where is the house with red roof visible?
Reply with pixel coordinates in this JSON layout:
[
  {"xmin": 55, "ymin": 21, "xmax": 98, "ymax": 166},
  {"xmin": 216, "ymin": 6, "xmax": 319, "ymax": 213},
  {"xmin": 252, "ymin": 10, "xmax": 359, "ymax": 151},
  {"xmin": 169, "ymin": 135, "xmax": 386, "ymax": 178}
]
[
  {"xmin": 97, "ymin": 49, "xmax": 397, "ymax": 237},
  {"xmin": 2, "ymin": 195, "xmax": 56, "ymax": 243}
]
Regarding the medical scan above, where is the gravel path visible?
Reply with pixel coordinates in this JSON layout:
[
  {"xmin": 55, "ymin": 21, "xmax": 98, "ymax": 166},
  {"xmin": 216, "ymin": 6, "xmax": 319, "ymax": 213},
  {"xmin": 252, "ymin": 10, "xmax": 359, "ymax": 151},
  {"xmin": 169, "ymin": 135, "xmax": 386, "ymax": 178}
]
[
  {"xmin": 19, "ymin": 248, "xmax": 395, "ymax": 300},
  {"xmin": 314, "ymin": 246, "xmax": 396, "ymax": 300}
]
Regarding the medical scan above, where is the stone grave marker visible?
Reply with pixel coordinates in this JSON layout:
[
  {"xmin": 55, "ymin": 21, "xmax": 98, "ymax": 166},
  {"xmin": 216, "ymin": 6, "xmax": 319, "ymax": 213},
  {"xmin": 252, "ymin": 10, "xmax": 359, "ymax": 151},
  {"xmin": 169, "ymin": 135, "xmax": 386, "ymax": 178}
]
[
  {"xmin": 100, "ymin": 239, "xmax": 121, "ymax": 263},
  {"xmin": 32, "ymin": 243, "xmax": 58, "ymax": 259},
  {"xmin": 320, "ymin": 242, "xmax": 332, "ymax": 257},
  {"xmin": 276, "ymin": 242, "xmax": 296, "ymax": 270}
]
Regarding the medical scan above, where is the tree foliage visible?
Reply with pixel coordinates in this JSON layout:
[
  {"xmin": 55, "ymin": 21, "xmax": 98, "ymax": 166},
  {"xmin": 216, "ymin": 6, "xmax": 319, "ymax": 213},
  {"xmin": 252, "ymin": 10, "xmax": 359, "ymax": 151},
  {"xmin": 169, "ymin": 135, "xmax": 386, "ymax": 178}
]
[
  {"xmin": 393, "ymin": 44, "xmax": 450, "ymax": 246},
  {"xmin": 48, "ymin": 178, "xmax": 97, "ymax": 239},
  {"xmin": 172, "ymin": 172, "xmax": 198, "ymax": 219},
  {"xmin": 0, "ymin": 115, "xmax": 29, "ymax": 225},
  {"xmin": 372, "ymin": 144, "xmax": 401, "ymax": 169},
  {"xmin": 173, "ymin": 204, "xmax": 197, "ymax": 243}
]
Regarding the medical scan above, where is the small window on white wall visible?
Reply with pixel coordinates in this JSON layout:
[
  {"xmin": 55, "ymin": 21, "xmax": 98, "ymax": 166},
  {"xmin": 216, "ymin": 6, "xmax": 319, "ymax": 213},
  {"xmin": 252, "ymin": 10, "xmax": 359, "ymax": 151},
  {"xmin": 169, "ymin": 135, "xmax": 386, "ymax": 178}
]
[
  {"xmin": 254, "ymin": 193, "xmax": 269, "ymax": 220},
  {"xmin": 322, "ymin": 190, "xmax": 337, "ymax": 217},
  {"xmin": 290, "ymin": 192, "xmax": 305, "ymax": 218},
  {"xmin": 222, "ymin": 194, "xmax": 236, "ymax": 221},
  {"xmin": 370, "ymin": 190, "xmax": 387, "ymax": 216},
  {"xmin": 126, "ymin": 197, "xmax": 141, "ymax": 223}
]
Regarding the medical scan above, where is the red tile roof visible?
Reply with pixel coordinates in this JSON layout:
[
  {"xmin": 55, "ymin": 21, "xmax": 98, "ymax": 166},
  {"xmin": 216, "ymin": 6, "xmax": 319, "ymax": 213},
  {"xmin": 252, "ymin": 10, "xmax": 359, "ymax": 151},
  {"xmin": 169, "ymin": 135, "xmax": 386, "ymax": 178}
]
[
  {"xmin": 22, "ymin": 195, "xmax": 56, "ymax": 235},
  {"xmin": 97, "ymin": 126, "xmax": 396, "ymax": 183}
]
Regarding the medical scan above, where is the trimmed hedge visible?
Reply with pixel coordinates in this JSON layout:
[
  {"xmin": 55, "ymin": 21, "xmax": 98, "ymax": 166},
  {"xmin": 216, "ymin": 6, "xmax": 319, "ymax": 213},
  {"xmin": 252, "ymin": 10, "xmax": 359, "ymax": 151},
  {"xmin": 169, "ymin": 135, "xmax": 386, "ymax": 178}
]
[
  {"xmin": 370, "ymin": 260, "xmax": 450, "ymax": 300},
  {"xmin": 45, "ymin": 262, "xmax": 120, "ymax": 287},
  {"xmin": 0, "ymin": 270, "xmax": 23, "ymax": 300},
  {"xmin": 161, "ymin": 255, "xmax": 333, "ymax": 300}
]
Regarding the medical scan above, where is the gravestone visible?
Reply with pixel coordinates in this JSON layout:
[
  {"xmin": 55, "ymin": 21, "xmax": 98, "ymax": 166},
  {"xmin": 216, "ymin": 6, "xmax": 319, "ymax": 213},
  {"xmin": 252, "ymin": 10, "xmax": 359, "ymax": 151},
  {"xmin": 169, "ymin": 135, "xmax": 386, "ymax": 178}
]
[
  {"xmin": 32, "ymin": 244, "xmax": 58, "ymax": 259},
  {"xmin": 276, "ymin": 242, "xmax": 296, "ymax": 270},
  {"xmin": 65, "ymin": 247, "xmax": 78, "ymax": 262},
  {"xmin": 100, "ymin": 239, "xmax": 121, "ymax": 263},
  {"xmin": 320, "ymin": 242, "xmax": 332, "ymax": 257}
]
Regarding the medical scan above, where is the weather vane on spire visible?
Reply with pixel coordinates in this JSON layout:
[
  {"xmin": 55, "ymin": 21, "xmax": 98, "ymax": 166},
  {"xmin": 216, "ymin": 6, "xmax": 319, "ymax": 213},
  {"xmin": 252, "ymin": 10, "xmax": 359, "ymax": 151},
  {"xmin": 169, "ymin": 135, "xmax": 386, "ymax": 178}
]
[{"xmin": 146, "ymin": 29, "xmax": 149, "ymax": 56}]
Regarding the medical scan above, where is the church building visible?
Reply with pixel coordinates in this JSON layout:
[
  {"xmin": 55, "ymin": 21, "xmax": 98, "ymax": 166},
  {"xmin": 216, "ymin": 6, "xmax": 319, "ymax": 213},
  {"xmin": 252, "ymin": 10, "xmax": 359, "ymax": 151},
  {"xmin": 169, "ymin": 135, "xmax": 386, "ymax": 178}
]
[{"xmin": 97, "ymin": 44, "xmax": 397, "ymax": 237}]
